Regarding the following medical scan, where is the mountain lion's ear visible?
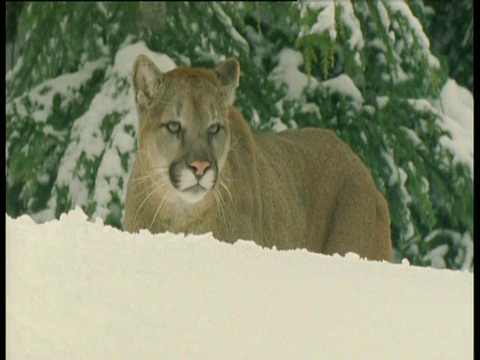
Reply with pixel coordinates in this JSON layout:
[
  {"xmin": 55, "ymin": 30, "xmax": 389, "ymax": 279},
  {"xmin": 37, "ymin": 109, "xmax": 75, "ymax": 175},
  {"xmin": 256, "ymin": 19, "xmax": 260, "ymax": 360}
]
[
  {"xmin": 132, "ymin": 54, "xmax": 165, "ymax": 110},
  {"xmin": 214, "ymin": 58, "xmax": 240, "ymax": 105},
  {"xmin": 215, "ymin": 57, "xmax": 240, "ymax": 88}
]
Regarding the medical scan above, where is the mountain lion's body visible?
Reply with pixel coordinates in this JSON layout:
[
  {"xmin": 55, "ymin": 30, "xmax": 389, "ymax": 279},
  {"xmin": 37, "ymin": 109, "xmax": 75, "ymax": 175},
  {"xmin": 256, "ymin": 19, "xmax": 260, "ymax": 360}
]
[{"xmin": 124, "ymin": 55, "xmax": 393, "ymax": 262}]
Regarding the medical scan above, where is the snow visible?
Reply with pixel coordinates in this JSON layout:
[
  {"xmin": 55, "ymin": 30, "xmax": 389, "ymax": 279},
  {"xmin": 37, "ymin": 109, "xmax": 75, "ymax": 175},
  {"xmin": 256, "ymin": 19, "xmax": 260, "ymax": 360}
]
[
  {"xmin": 298, "ymin": 1, "xmax": 363, "ymax": 66},
  {"xmin": 376, "ymin": 95, "xmax": 390, "ymax": 109},
  {"xmin": 310, "ymin": 3, "xmax": 337, "ymax": 41},
  {"xmin": 96, "ymin": 2, "xmax": 108, "ymax": 17},
  {"xmin": 252, "ymin": 109, "xmax": 261, "ymax": 127},
  {"xmin": 114, "ymin": 41, "xmax": 176, "ymax": 78},
  {"xmin": 408, "ymin": 79, "xmax": 474, "ymax": 172},
  {"xmin": 210, "ymin": 3, "xmax": 249, "ymax": 54},
  {"xmin": 6, "ymin": 208, "xmax": 473, "ymax": 359},
  {"xmin": 321, "ymin": 74, "xmax": 364, "ymax": 103},
  {"xmin": 423, "ymin": 244, "xmax": 449, "ymax": 269},
  {"xmin": 6, "ymin": 58, "xmax": 107, "ymax": 123},
  {"xmin": 440, "ymin": 78, "xmax": 474, "ymax": 163},
  {"xmin": 269, "ymin": 48, "xmax": 317, "ymax": 100},
  {"xmin": 376, "ymin": 2, "xmax": 393, "ymax": 41},
  {"xmin": 455, "ymin": 232, "xmax": 474, "ymax": 271},
  {"xmin": 382, "ymin": 148, "xmax": 415, "ymax": 240},
  {"xmin": 423, "ymin": 230, "xmax": 473, "ymax": 271},
  {"xmin": 400, "ymin": 126, "xmax": 423, "ymax": 147},
  {"xmin": 270, "ymin": 51, "xmax": 364, "ymax": 105},
  {"xmin": 386, "ymin": 2, "xmax": 439, "ymax": 69},
  {"xmin": 270, "ymin": 117, "xmax": 289, "ymax": 133},
  {"xmin": 338, "ymin": 1, "xmax": 364, "ymax": 63},
  {"xmin": 375, "ymin": 78, "xmax": 473, "ymax": 174}
]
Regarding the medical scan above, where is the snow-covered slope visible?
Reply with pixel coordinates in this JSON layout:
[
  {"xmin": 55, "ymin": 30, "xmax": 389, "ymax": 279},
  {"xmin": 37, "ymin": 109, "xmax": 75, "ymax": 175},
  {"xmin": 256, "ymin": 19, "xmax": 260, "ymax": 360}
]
[{"xmin": 6, "ymin": 208, "xmax": 473, "ymax": 359}]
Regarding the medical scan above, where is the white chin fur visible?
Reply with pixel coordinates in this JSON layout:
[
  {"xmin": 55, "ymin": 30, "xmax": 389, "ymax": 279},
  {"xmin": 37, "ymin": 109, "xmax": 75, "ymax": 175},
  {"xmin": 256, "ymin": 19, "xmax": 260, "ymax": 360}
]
[
  {"xmin": 176, "ymin": 169, "xmax": 216, "ymax": 204},
  {"xmin": 178, "ymin": 188, "xmax": 208, "ymax": 204}
]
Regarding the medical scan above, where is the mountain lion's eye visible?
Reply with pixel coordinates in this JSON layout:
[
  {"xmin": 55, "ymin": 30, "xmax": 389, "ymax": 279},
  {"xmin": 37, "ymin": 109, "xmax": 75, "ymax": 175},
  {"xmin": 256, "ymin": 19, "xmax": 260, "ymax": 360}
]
[
  {"xmin": 208, "ymin": 124, "xmax": 221, "ymax": 135},
  {"xmin": 166, "ymin": 122, "xmax": 181, "ymax": 134}
]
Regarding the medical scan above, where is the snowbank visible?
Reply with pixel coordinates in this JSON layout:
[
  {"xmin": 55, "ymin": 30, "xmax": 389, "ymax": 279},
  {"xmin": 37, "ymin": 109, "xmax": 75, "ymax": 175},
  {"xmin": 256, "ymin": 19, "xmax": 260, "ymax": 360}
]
[{"xmin": 6, "ymin": 208, "xmax": 473, "ymax": 359}]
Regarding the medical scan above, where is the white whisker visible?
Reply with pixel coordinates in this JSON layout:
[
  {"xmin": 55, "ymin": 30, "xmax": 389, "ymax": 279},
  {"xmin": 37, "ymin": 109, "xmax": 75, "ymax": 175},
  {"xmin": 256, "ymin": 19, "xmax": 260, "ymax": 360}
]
[
  {"xmin": 213, "ymin": 186, "xmax": 229, "ymax": 237},
  {"xmin": 134, "ymin": 179, "xmax": 169, "ymax": 226},
  {"xmin": 149, "ymin": 188, "xmax": 172, "ymax": 231},
  {"xmin": 218, "ymin": 178, "xmax": 233, "ymax": 202}
]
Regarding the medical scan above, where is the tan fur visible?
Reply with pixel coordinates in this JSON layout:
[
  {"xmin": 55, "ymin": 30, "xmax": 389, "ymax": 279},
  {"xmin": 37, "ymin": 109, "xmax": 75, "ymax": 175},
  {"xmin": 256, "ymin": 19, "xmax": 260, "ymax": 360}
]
[{"xmin": 124, "ymin": 55, "xmax": 393, "ymax": 262}]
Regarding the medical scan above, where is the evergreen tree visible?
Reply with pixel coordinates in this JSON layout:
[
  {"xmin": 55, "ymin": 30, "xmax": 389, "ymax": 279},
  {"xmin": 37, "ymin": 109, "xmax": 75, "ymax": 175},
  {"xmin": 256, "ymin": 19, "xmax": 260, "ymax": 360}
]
[
  {"xmin": 6, "ymin": 2, "xmax": 473, "ymax": 270},
  {"xmin": 422, "ymin": 0, "xmax": 473, "ymax": 93}
]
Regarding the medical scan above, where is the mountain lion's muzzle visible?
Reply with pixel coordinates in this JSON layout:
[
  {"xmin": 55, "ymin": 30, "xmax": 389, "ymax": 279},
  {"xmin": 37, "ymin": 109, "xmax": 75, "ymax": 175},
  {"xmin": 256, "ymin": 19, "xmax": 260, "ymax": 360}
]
[{"xmin": 169, "ymin": 155, "xmax": 218, "ymax": 204}]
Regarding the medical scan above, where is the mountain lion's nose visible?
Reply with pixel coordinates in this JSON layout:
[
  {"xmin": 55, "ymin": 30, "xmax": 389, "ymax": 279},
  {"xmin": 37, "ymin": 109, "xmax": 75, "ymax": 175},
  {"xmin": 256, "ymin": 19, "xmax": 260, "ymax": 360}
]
[{"xmin": 190, "ymin": 161, "xmax": 210, "ymax": 176}]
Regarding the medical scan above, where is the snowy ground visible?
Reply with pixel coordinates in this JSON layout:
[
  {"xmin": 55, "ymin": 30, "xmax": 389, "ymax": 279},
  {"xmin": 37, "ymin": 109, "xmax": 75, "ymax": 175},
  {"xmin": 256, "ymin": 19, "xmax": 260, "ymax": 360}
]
[{"xmin": 6, "ymin": 208, "xmax": 473, "ymax": 359}]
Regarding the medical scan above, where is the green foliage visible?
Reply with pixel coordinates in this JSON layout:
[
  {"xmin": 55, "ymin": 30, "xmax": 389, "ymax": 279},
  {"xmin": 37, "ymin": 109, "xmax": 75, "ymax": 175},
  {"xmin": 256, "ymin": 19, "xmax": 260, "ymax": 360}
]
[
  {"xmin": 421, "ymin": 0, "xmax": 473, "ymax": 93},
  {"xmin": 6, "ymin": 63, "xmax": 105, "ymax": 216},
  {"xmin": 6, "ymin": 2, "xmax": 136, "ymax": 100},
  {"xmin": 6, "ymin": 1, "xmax": 473, "ymax": 270}
]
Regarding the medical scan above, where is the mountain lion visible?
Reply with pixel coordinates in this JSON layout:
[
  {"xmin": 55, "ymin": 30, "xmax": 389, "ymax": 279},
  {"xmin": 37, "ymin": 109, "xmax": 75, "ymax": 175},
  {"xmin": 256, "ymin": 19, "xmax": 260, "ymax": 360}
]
[{"xmin": 124, "ymin": 55, "xmax": 393, "ymax": 262}]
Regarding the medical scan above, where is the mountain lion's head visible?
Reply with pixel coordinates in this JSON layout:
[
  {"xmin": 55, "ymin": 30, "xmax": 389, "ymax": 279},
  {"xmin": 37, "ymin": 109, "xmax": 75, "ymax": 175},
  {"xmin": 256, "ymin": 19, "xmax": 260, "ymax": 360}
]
[{"xmin": 131, "ymin": 55, "xmax": 239, "ymax": 204}]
